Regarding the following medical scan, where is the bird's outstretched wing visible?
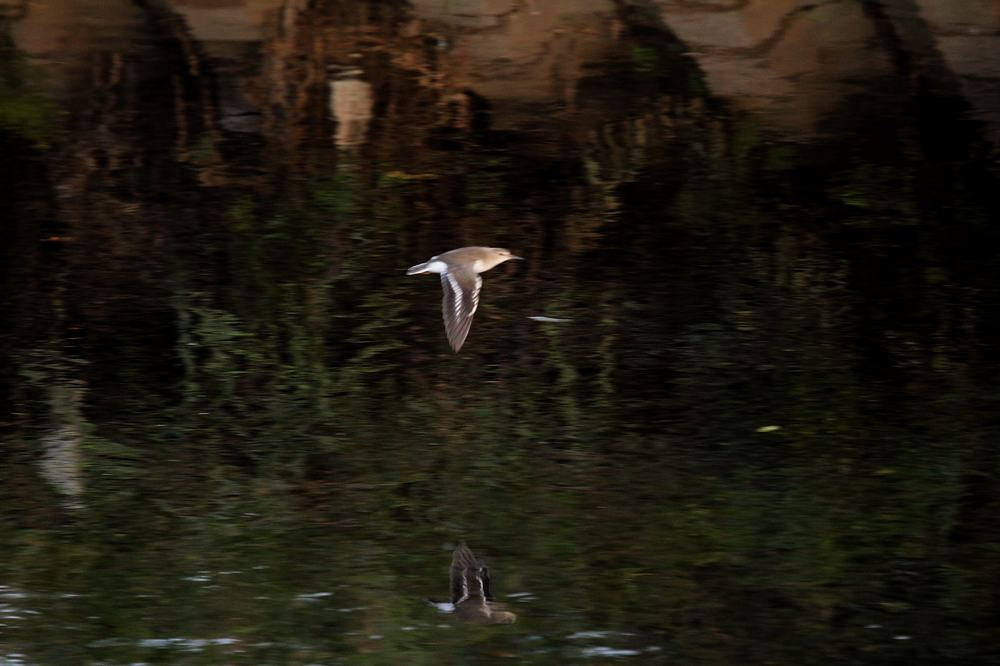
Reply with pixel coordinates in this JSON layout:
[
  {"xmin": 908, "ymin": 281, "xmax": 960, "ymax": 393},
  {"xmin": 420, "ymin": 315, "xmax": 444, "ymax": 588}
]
[
  {"xmin": 450, "ymin": 543, "xmax": 485, "ymax": 604},
  {"xmin": 440, "ymin": 270, "xmax": 482, "ymax": 351}
]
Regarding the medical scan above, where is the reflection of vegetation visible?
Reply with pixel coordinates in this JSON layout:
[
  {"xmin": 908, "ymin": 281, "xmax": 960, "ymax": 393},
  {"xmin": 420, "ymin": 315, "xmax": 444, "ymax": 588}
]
[
  {"xmin": 630, "ymin": 46, "xmax": 659, "ymax": 74},
  {"xmin": 0, "ymin": 31, "xmax": 59, "ymax": 145},
  {"xmin": 832, "ymin": 161, "xmax": 919, "ymax": 226}
]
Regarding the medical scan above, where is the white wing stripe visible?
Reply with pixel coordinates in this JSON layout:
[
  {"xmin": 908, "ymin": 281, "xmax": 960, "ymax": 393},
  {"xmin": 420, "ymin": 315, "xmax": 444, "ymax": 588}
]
[
  {"xmin": 456, "ymin": 572, "xmax": 470, "ymax": 605},
  {"xmin": 471, "ymin": 276, "xmax": 482, "ymax": 315},
  {"xmin": 446, "ymin": 272, "xmax": 464, "ymax": 318}
]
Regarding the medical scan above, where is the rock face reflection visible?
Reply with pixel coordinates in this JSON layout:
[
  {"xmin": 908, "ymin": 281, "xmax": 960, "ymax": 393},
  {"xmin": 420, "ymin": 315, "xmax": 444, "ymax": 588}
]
[
  {"xmin": 39, "ymin": 383, "xmax": 86, "ymax": 509},
  {"xmin": 329, "ymin": 72, "xmax": 373, "ymax": 148}
]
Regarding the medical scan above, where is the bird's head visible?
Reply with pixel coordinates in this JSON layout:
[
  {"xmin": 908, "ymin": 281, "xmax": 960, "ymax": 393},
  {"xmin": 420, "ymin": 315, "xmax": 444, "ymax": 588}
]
[{"xmin": 484, "ymin": 247, "xmax": 523, "ymax": 270}]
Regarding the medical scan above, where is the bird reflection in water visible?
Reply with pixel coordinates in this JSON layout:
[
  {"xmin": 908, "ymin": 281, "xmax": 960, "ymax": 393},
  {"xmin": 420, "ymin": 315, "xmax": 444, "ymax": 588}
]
[{"xmin": 428, "ymin": 543, "xmax": 517, "ymax": 624}]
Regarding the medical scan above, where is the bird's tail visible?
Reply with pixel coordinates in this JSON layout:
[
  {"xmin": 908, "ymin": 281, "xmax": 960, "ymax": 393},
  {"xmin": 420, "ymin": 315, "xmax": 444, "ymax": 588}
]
[{"xmin": 406, "ymin": 261, "xmax": 430, "ymax": 275}]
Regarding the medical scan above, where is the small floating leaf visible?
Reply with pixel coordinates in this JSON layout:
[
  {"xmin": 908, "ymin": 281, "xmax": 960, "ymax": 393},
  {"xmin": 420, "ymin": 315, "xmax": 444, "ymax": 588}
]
[{"xmin": 755, "ymin": 425, "xmax": 781, "ymax": 433}]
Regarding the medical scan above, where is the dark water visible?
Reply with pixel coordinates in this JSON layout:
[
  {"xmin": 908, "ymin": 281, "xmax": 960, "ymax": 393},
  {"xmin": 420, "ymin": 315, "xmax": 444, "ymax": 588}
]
[{"xmin": 3, "ymin": 1, "xmax": 1000, "ymax": 663}]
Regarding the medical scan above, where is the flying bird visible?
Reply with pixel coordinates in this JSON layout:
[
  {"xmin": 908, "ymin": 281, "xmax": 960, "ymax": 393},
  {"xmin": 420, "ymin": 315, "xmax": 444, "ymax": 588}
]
[{"xmin": 407, "ymin": 246, "xmax": 522, "ymax": 352}]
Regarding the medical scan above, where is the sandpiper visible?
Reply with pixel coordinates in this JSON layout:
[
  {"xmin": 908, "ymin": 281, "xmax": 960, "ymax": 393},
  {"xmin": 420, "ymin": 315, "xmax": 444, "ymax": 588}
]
[
  {"xmin": 443, "ymin": 543, "xmax": 517, "ymax": 624},
  {"xmin": 407, "ymin": 246, "xmax": 522, "ymax": 352}
]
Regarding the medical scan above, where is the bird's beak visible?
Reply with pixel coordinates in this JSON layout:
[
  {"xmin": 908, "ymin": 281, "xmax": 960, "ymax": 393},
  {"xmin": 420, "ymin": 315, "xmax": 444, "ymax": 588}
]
[{"xmin": 511, "ymin": 255, "xmax": 524, "ymax": 261}]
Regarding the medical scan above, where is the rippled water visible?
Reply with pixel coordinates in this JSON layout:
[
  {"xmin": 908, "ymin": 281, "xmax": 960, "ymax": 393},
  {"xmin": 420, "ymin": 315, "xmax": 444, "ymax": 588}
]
[{"xmin": 2, "ymin": 1, "xmax": 1000, "ymax": 663}]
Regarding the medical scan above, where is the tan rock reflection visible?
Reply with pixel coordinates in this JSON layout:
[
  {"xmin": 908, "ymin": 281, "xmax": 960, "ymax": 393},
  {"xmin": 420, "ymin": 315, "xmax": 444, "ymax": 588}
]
[
  {"xmin": 409, "ymin": 0, "xmax": 618, "ymax": 126},
  {"xmin": 328, "ymin": 72, "xmax": 373, "ymax": 148},
  {"xmin": 914, "ymin": 0, "xmax": 1000, "ymax": 147},
  {"xmin": 655, "ymin": 0, "xmax": 891, "ymax": 137},
  {"xmin": 40, "ymin": 382, "xmax": 87, "ymax": 509}
]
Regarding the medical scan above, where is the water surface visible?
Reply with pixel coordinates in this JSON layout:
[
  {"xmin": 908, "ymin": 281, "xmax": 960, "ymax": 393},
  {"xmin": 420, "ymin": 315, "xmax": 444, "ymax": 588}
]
[{"xmin": 2, "ymin": 1, "xmax": 1000, "ymax": 663}]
